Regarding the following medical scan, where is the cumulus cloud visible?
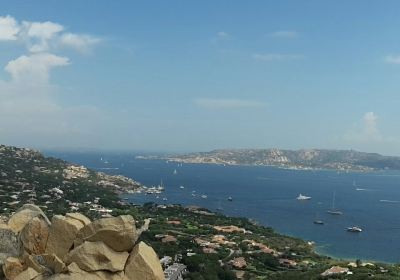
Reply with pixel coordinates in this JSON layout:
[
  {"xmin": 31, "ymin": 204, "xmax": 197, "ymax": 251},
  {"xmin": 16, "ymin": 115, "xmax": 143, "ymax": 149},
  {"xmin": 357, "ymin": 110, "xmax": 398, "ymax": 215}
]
[
  {"xmin": 0, "ymin": 15, "xmax": 102, "ymax": 148},
  {"xmin": 362, "ymin": 112, "xmax": 381, "ymax": 140},
  {"xmin": 253, "ymin": 53, "xmax": 304, "ymax": 61},
  {"xmin": 195, "ymin": 98, "xmax": 265, "ymax": 109},
  {"xmin": 5, "ymin": 53, "xmax": 69, "ymax": 84},
  {"xmin": 59, "ymin": 33, "xmax": 100, "ymax": 53},
  {"xmin": 343, "ymin": 112, "xmax": 384, "ymax": 144},
  {"xmin": 0, "ymin": 15, "xmax": 100, "ymax": 53},
  {"xmin": 22, "ymin": 21, "xmax": 64, "ymax": 52},
  {"xmin": 384, "ymin": 55, "xmax": 400, "ymax": 64},
  {"xmin": 0, "ymin": 15, "xmax": 20, "ymax": 40},
  {"xmin": 269, "ymin": 30, "xmax": 299, "ymax": 38}
]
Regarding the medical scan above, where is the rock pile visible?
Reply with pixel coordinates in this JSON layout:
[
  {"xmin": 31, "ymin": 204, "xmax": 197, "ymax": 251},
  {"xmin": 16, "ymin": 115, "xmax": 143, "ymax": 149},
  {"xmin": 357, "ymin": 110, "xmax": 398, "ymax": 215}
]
[{"xmin": 0, "ymin": 204, "xmax": 164, "ymax": 280}]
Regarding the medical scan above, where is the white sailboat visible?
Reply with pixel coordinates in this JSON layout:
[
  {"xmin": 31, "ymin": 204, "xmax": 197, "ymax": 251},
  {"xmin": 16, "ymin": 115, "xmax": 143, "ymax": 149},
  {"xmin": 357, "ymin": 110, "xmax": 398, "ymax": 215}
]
[{"xmin": 326, "ymin": 191, "xmax": 343, "ymax": 215}]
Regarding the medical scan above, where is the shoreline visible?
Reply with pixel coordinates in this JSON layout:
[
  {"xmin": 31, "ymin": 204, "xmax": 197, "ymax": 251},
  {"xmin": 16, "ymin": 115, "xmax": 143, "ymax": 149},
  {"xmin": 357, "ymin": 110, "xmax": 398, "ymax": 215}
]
[
  {"xmin": 139, "ymin": 157, "xmax": 381, "ymax": 174},
  {"xmin": 122, "ymin": 192, "xmax": 396, "ymax": 265}
]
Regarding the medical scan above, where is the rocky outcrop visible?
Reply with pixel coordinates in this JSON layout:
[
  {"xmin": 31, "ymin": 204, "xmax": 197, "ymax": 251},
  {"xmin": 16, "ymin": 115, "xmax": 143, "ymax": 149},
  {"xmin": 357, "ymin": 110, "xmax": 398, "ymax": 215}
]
[
  {"xmin": 1, "ymin": 204, "xmax": 164, "ymax": 280},
  {"xmin": 66, "ymin": 241, "xmax": 129, "ymax": 272},
  {"xmin": 74, "ymin": 215, "xmax": 137, "ymax": 252},
  {"xmin": 45, "ymin": 214, "xmax": 87, "ymax": 261},
  {"xmin": 123, "ymin": 242, "xmax": 164, "ymax": 280},
  {"xmin": 0, "ymin": 224, "xmax": 21, "ymax": 272},
  {"xmin": 20, "ymin": 217, "xmax": 49, "ymax": 255},
  {"xmin": 8, "ymin": 205, "xmax": 50, "ymax": 234}
]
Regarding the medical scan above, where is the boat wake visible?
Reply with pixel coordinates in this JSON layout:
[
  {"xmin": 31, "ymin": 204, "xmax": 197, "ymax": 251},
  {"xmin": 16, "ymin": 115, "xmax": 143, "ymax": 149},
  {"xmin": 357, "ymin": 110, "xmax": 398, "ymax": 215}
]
[{"xmin": 379, "ymin": 199, "xmax": 400, "ymax": 204}]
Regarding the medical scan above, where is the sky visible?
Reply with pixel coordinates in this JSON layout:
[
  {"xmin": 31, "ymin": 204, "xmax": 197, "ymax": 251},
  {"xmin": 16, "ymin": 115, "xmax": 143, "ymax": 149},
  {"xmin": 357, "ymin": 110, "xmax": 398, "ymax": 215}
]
[{"xmin": 1, "ymin": 1, "xmax": 400, "ymax": 155}]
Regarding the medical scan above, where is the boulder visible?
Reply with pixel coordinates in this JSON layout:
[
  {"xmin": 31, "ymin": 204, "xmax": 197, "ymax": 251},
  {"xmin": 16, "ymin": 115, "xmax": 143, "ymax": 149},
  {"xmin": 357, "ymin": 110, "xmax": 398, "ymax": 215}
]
[
  {"xmin": 66, "ymin": 241, "xmax": 128, "ymax": 272},
  {"xmin": 14, "ymin": 267, "xmax": 39, "ymax": 280},
  {"xmin": 123, "ymin": 242, "xmax": 164, "ymax": 280},
  {"xmin": 45, "ymin": 215, "xmax": 86, "ymax": 261},
  {"xmin": 20, "ymin": 217, "xmax": 49, "ymax": 255},
  {"xmin": 0, "ymin": 226, "xmax": 21, "ymax": 267},
  {"xmin": 75, "ymin": 215, "xmax": 137, "ymax": 252},
  {"xmin": 65, "ymin": 213, "xmax": 91, "ymax": 226},
  {"xmin": 23, "ymin": 254, "xmax": 66, "ymax": 275},
  {"xmin": 3, "ymin": 257, "xmax": 24, "ymax": 280},
  {"xmin": 48, "ymin": 263, "xmax": 124, "ymax": 280},
  {"xmin": 8, "ymin": 205, "xmax": 49, "ymax": 234},
  {"xmin": 40, "ymin": 254, "xmax": 66, "ymax": 274}
]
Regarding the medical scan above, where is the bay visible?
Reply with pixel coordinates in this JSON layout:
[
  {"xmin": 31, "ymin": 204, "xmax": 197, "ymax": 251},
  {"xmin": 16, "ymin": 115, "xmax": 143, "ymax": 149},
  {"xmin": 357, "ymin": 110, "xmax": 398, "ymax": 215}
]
[{"xmin": 46, "ymin": 151, "xmax": 400, "ymax": 263}]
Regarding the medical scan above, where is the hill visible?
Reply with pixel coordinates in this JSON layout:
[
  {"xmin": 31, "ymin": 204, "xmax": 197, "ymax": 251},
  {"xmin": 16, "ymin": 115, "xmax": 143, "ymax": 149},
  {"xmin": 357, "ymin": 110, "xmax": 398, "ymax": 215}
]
[{"xmin": 163, "ymin": 148, "xmax": 400, "ymax": 171}]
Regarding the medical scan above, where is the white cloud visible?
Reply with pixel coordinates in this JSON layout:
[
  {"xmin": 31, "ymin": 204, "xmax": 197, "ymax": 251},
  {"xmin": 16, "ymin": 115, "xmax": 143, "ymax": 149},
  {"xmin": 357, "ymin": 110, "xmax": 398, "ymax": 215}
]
[
  {"xmin": 0, "ymin": 15, "xmax": 103, "ymax": 149},
  {"xmin": 0, "ymin": 15, "xmax": 20, "ymax": 40},
  {"xmin": 5, "ymin": 53, "xmax": 69, "ymax": 84},
  {"xmin": 0, "ymin": 15, "xmax": 100, "ymax": 53},
  {"xmin": 269, "ymin": 30, "xmax": 299, "ymax": 38},
  {"xmin": 59, "ymin": 33, "xmax": 101, "ymax": 53},
  {"xmin": 253, "ymin": 53, "xmax": 304, "ymax": 61},
  {"xmin": 22, "ymin": 21, "xmax": 64, "ymax": 52},
  {"xmin": 343, "ymin": 112, "xmax": 383, "ymax": 144},
  {"xmin": 384, "ymin": 55, "xmax": 400, "ymax": 64},
  {"xmin": 195, "ymin": 98, "xmax": 265, "ymax": 109},
  {"xmin": 362, "ymin": 112, "xmax": 381, "ymax": 140},
  {"xmin": 217, "ymin": 31, "xmax": 230, "ymax": 38}
]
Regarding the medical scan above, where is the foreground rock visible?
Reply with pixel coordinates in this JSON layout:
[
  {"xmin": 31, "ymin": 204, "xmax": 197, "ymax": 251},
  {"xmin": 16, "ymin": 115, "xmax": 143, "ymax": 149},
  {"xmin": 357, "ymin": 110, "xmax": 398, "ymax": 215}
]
[
  {"xmin": 66, "ymin": 241, "xmax": 129, "ymax": 272},
  {"xmin": 74, "ymin": 215, "xmax": 137, "ymax": 252},
  {"xmin": 123, "ymin": 242, "xmax": 164, "ymax": 280},
  {"xmin": 1, "ymin": 204, "xmax": 164, "ymax": 280},
  {"xmin": 20, "ymin": 217, "xmax": 49, "ymax": 255},
  {"xmin": 45, "ymin": 215, "xmax": 88, "ymax": 261},
  {"xmin": 8, "ymin": 205, "xmax": 50, "ymax": 234},
  {"xmin": 0, "ymin": 225, "xmax": 21, "ymax": 268}
]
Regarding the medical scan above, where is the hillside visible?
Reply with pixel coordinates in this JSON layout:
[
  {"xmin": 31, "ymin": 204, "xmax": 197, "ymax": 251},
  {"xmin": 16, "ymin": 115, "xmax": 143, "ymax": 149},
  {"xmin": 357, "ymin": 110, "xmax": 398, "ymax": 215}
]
[
  {"xmin": 163, "ymin": 149, "xmax": 400, "ymax": 171},
  {"xmin": 1, "ymin": 144, "xmax": 400, "ymax": 279},
  {"xmin": 0, "ymin": 144, "xmax": 142, "ymax": 217}
]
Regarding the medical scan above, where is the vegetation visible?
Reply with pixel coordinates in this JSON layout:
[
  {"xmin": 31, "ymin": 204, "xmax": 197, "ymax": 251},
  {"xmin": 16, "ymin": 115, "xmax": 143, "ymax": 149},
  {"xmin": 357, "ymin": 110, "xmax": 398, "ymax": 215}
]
[{"xmin": 1, "ymin": 144, "xmax": 400, "ymax": 279}]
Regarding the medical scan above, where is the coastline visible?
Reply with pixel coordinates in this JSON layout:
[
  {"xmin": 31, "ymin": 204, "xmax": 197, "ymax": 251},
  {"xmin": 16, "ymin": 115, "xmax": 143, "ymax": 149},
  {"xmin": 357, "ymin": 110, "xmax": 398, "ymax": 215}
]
[{"xmin": 142, "ymin": 157, "xmax": 379, "ymax": 174}]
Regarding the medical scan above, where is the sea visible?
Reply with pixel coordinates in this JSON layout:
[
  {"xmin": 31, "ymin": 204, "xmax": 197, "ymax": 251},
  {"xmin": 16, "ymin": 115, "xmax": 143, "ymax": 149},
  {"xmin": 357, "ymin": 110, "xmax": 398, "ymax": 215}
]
[{"xmin": 46, "ymin": 151, "xmax": 400, "ymax": 263}]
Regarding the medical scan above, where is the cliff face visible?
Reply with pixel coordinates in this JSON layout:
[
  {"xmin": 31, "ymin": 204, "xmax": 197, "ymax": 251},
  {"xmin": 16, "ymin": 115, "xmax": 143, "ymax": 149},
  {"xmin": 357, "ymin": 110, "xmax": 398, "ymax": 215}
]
[{"xmin": 0, "ymin": 204, "xmax": 164, "ymax": 280}]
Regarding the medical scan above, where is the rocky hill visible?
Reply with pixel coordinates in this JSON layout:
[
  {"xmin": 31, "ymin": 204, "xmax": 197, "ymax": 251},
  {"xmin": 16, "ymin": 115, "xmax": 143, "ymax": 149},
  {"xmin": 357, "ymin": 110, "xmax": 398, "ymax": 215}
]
[
  {"xmin": 0, "ymin": 203, "xmax": 163, "ymax": 280},
  {"xmin": 163, "ymin": 148, "xmax": 400, "ymax": 171},
  {"xmin": 0, "ymin": 145, "xmax": 142, "ymax": 217}
]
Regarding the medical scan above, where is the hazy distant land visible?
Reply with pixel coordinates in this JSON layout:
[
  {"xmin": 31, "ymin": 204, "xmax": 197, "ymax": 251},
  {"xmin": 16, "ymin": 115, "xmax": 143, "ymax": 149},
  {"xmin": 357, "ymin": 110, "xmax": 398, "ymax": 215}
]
[{"xmin": 143, "ymin": 149, "xmax": 400, "ymax": 172}]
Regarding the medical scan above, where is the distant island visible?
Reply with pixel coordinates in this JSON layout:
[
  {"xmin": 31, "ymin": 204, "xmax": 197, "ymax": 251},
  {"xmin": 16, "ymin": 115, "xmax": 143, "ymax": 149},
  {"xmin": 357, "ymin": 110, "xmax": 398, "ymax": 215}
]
[{"xmin": 147, "ymin": 149, "xmax": 400, "ymax": 172}]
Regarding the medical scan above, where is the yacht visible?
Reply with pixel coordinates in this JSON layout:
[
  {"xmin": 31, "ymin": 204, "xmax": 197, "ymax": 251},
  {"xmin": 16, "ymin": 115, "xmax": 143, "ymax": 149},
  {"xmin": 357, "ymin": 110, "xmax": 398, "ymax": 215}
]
[
  {"xmin": 326, "ymin": 191, "xmax": 343, "ymax": 215},
  {"xmin": 313, "ymin": 220, "xmax": 324, "ymax": 225},
  {"xmin": 180, "ymin": 185, "xmax": 184, "ymax": 189},
  {"xmin": 227, "ymin": 196, "xmax": 233, "ymax": 201},
  {"xmin": 347, "ymin": 226, "xmax": 362, "ymax": 232},
  {"xmin": 201, "ymin": 195, "xmax": 208, "ymax": 199},
  {"xmin": 296, "ymin": 194, "xmax": 311, "ymax": 200}
]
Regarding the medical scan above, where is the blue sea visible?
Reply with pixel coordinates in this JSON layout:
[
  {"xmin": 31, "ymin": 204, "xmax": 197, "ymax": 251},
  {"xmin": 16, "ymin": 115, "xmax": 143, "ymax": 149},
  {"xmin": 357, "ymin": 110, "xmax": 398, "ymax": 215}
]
[{"xmin": 46, "ymin": 152, "xmax": 400, "ymax": 263}]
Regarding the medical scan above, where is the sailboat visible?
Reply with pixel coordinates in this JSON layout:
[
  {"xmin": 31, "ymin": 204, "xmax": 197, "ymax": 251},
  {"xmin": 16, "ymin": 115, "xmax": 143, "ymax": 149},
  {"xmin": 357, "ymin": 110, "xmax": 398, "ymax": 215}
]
[
  {"xmin": 157, "ymin": 179, "xmax": 165, "ymax": 191},
  {"xmin": 173, "ymin": 169, "xmax": 177, "ymax": 175},
  {"xmin": 313, "ymin": 212, "xmax": 324, "ymax": 225},
  {"xmin": 326, "ymin": 191, "xmax": 343, "ymax": 215}
]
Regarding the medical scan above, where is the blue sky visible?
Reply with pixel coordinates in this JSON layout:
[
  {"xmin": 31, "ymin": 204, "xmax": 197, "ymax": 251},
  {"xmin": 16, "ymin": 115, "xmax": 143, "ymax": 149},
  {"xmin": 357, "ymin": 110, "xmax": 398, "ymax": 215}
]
[{"xmin": 1, "ymin": 1, "xmax": 400, "ymax": 154}]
